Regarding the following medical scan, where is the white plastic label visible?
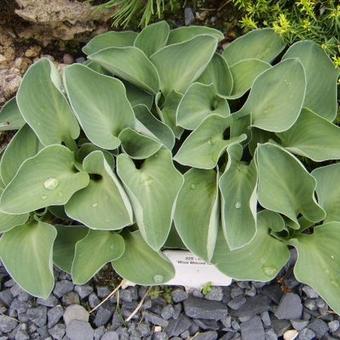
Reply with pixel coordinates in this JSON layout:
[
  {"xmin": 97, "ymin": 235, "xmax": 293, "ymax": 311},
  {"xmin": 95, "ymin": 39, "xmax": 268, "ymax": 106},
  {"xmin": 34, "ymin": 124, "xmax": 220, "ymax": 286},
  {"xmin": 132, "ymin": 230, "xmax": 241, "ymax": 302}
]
[{"xmin": 162, "ymin": 250, "xmax": 232, "ymax": 288}]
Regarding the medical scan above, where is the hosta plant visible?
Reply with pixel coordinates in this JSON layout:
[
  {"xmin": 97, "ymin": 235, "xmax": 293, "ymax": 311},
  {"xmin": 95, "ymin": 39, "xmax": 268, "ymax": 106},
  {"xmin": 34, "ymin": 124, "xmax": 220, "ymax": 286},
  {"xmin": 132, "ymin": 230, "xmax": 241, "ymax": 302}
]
[{"xmin": 0, "ymin": 22, "xmax": 339, "ymax": 313}]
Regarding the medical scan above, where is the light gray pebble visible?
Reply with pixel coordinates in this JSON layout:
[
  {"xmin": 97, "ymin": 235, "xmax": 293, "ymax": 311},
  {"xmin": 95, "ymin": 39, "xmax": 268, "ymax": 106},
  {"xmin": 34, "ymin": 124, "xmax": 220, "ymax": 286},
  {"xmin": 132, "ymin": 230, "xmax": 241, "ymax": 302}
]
[
  {"xmin": 329, "ymin": 320, "xmax": 340, "ymax": 333},
  {"xmin": 245, "ymin": 286, "xmax": 257, "ymax": 297},
  {"xmin": 231, "ymin": 287, "xmax": 243, "ymax": 298},
  {"xmin": 63, "ymin": 304, "xmax": 89, "ymax": 326},
  {"xmin": 194, "ymin": 330, "xmax": 218, "ymax": 340},
  {"xmin": 184, "ymin": 7, "xmax": 195, "ymax": 26},
  {"xmin": 27, "ymin": 306, "xmax": 47, "ymax": 327},
  {"xmin": 173, "ymin": 303, "xmax": 182, "ymax": 319},
  {"xmin": 237, "ymin": 282, "xmax": 251, "ymax": 289},
  {"xmin": 4, "ymin": 279, "xmax": 15, "ymax": 288},
  {"xmin": 304, "ymin": 299, "xmax": 317, "ymax": 311},
  {"xmin": 231, "ymin": 320, "xmax": 240, "ymax": 331},
  {"xmin": 152, "ymin": 331, "xmax": 168, "ymax": 340},
  {"xmin": 0, "ymin": 289, "xmax": 13, "ymax": 306},
  {"xmin": 291, "ymin": 319, "xmax": 309, "ymax": 331},
  {"xmin": 53, "ymin": 280, "xmax": 73, "ymax": 298},
  {"xmin": 241, "ymin": 316, "xmax": 265, "ymax": 340},
  {"xmin": 221, "ymin": 316, "xmax": 232, "ymax": 329},
  {"xmin": 96, "ymin": 286, "xmax": 111, "ymax": 298},
  {"xmin": 101, "ymin": 331, "xmax": 119, "ymax": 340},
  {"xmin": 192, "ymin": 289, "xmax": 204, "ymax": 298},
  {"xmin": 15, "ymin": 328, "xmax": 30, "ymax": 340},
  {"xmin": 298, "ymin": 328, "xmax": 316, "ymax": 340},
  {"xmin": 261, "ymin": 311, "xmax": 271, "ymax": 327},
  {"xmin": 48, "ymin": 305, "xmax": 63, "ymax": 328},
  {"xmin": 308, "ymin": 318, "xmax": 328, "ymax": 338},
  {"xmin": 205, "ymin": 287, "xmax": 223, "ymax": 301},
  {"xmin": 137, "ymin": 323, "xmax": 150, "ymax": 336},
  {"xmin": 161, "ymin": 305, "xmax": 175, "ymax": 320},
  {"xmin": 143, "ymin": 298, "xmax": 152, "ymax": 310},
  {"xmin": 66, "ymin": 320, "xmax": 94, "ymax": 340},
  {"xmin": 275, "ymin": 293, "xmax": 302, "ymax": 320},
  {"xmin": 302, "ymin": 286, "xmax": 319, "ymax": 299},
  {"xmin": 194, "ymin": 319, "xmax": 219, "ymax": 330},
  {"xmin": 75, "ymin": 57, "xmax": 86, "ymax": 64},
  {"xmin": 49, "ymin": 324, "xmax": 66, "ymax": 340},
  {"xmin": 120, "ymin": 289, "xmax": 133, "ymax": 302},
  {"xmin": 265, "ymin": 328, "xmax": 278, "ymax": 340},
  {"xmin": 94, "ymin": 306, "xmax": 113, "ymax": 327},
  {"xmin": 74, "ymin": 285, "xmax": 93, "ymax": 299},
  {"xmin": 180, "ymin": 330, "xmax": 190, "ymax": 338},
  {"xmin": 144, "ymin": 311, "xmax": 168, "ymax": 328},
  {"xmin": 93, "ymin": 325, "xmax": 105, "ymax": 340},
  {"xmin": 172, "ymin": 289, "xmax": 188, "ymax": 303},
  {"xmin": 88, "ymin": 293, "xmax": 101, "ymax": 308},
  {"xmin": 228, "ymin": 295, "xmax": 246, "ymax": 310},
  {"xmin": 37, "ymin": 295, "xmax": 59, "ymax": 307},
  {"xmin": 111, "ymin": 312, "xmax": 123, "ymax": 330}
]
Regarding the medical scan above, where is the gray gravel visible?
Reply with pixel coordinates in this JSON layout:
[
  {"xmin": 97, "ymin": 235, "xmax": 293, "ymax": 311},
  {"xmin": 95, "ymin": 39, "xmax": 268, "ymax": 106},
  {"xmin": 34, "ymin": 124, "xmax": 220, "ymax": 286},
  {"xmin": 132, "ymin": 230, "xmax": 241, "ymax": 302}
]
[{"xmin": 0, "ymin": 262, "xmax": 339, "ymax": 339}]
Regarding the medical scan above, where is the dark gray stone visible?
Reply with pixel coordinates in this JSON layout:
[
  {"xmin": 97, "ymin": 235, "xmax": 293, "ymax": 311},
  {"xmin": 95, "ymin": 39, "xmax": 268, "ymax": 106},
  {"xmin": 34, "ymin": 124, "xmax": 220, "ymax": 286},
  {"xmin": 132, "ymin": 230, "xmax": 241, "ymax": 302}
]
[
  {"xmin": 88, "ymin": 293, "xmax": 100, "ymax": 308},
  {"xmin": 172, "ymin": 289, "xmax": 188, "ymax": 303},
  {"xmin": 232, "ymin": 296, "xmax": 271, "ymax": 318},
  {"xmin": 66, "ymin": 320, "xmax": 94, "ymax": 340},
  {"xmin": 308, "ymin": 318, "xmax": 328, "ymax": 338},
  {"xmin": 152, "ymin": 331, "xmax": 168, "ymax": 340},
  {"xmin": 15, "ymin": 328, "xmax": 30, "ymax": 340},
  {"xmin": 137, "ymin": 323, "xmax": 150, "ymax": 336},
  {"xmin": 241, "ymin": 316, "xmax": 265, "ymax": 340},
  {"xmin": 49, "ymin": 323, "xmax": 65, "ymax": 340},
  {"xmin": 298, "ymin": 328, "xmax": 316, "ymax": 340},
  {"xmin": 184, "ymin": 7, "xmax": 195, "ymax": 26},
  {"xmin": 37, "ymin": 295, "xmax": 59, "ymax": 307},
  {"xmin": 261, "ymin": 311, "xmax": 271, "ymax": 327},
  {"xmin": 111, "ymin": 311, "xmax": 123, "ymax": 330},
  {"xmin": 329, "ymin": 320, "xmax": 340, "ymax": 333},
  {"xmin": 183, "ymin": 296, "xmax": 228, "ymax": 320},
  {"xmin": 165, "ymin": 314, "xmax": 192, "ymax": 337},
  {"xmin": 231, "ymin": 287, "xmax": 243, "ymax": 298},
  {"xmin": 0, "ymin": 289, "xmax": 13, "ymax": 306},
  {"xmin": 194, "ymin": 319, "xmax": 219, "ymax": 330},
  {"xmin": 61, "ymin": 292, "xmax": 79, "ymax": 306},
  {"xmin": 93, "ymin": 326, "xmax": 105, "ymax": 340},
  {"xmin": 205, "ymin": 287, "xmax": 223, "ymax": 302},
  {"xmin": 74, "ymin": 285, "xmax": 93, "ymax": 299},
  {"xmin": 53, "ymin": 280, "xmax": 73, "ymax": 298},
  {"xmin": 271, "ymin": 319, "xmax": 290, "ymax": 337},
  {"xmin": 262, "ymin": 285, "xmax": 283, "ymax": 304},
  {"xmin": 94, "ymin": 306, "xmax": 113, "ymax": 327},
  {"xmin": 302, "ymin": 286, "xmax": 319, "ymax": 299},
  {"xmin": 96, "ymin": 286, "xmax": 111, "ymax": 298},
  {"xmin": 144, "ymin": 311, "xmax": 168, "ymax": 328},
  {"xmin": 27, "ymin": 306, "xmax": 47, "ymax": 327},
  {"xmin": 120, "ymin": 289, "xmax": 133, "ymax": 303},
  {"xmin": 304, "ymin": 299, "xmax": 317, "ymax": 311},
  {"xmin": 48, "ymin": 305, "xmax": 63, "ymax": 328},
  {"xmin": 228, "ymin": 296, "xmax": 246, "ymax": 310},
  {"xmin": 101, "ymin": 331, "xmax": 119, "ymax": 340},
  {"xmin": 161, "ymin": 305, "xmax": 175, "ymax": 320},
  {"xmin": 291, "ymin": 319, "xmax": 309, "ymax": 331},
  {"xmin": 265, "ymin": 328, "xmax": 278, "ymax": 340},
  {"xmin": 194, "ymin": 331, "xmax": 218, "ymax": 340},
  {"xmin": 274, "ymin": 293, "xmax": 302, "ymax": 320}
]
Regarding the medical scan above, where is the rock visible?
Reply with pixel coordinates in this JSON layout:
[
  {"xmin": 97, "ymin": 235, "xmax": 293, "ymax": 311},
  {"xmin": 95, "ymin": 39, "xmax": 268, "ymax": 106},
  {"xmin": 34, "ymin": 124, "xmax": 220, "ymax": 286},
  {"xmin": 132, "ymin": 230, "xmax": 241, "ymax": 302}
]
[
  {"xmin": 231, "ymin": 320, "xmax": 240, "ymax": 331},
  {"xmin": 120, "ymin": 289, "xmax": 134, "ymax": 303},
  {"xmin": 63, "ymin": 304, "xmax": 89, "ymax": 326},
  {"xmin": 144, "ymin": 311, "xmax": 168, "ymax": 328},
  {"xmin": 0, "ymin": 289, "xmax": 14, "ymax": 306},
  {"xmin": 88, "ymin": 293, "xmax": 100, "ymax": 308},
  {"xmin": 183, "ymin": 297, "xmax": 228, "ymax": 320},
  {"xmin": 290, "ymin": 320, "xmax": 309, "ymax": 331},
  {"xmin": 24, "ymin": 46, "xmax": 41, "ymax": 58},
  {"xmin": 308, "ymin": 318, "xmax": 328, "ymax": 338},
  {"xmin": 329, "ymin": 320, "xmax": 340, "ymax": 333},
  {"xmin": 27, "ymin": 306, "xmax": 47, "ymax": 327},
  {"xmin": 165, "ymin": 314, "xmax": 192, "ymax": 336},
  {"xmin": 161, "ymin": 305, "xmax": 175, "ymax": 320},
  {"xmin": 240, "ymin": 316, "xmax": 265, "ymax": 340},
  {"xmin": 93, "ymin": 326, "xmax": 105, "ymax": 340},
  {"xmin": 65, "ymin": 320, "xmax": 94, "ymax": 340},
  {"xmin": 74, "ymin": 285, "xmax": 93, "ymax": 299},
  {"xmin": 184, "ymin": 7, "xmax": 195, "ymax": 25},
  {"xmin": 194, "ymin": 319, "xmax": 219, "ymax": 330},
  {"xmin": 274, "ymin": 293, "xmax": 302, "ymax": 320},
  {"xmin": 171, "ymin": 289, "xmax": 188, "ymax": 303},
  {"xmin": 152, "ymin": 331, "xmax": 168, "ymax": 340},
  {"xmin": 137, "ymin": 323, "xmax": 150, "ymax": 337},
  {"xmin": 233, "ymin": 295, "xmax": 271, "ymax": 318},
  {"xmin": 101, "ymin": 331, "xmax": 119, "ymax": 340},
  {"xmin": 261, "ymin": 311, "xmax": 271, "ymax": 327},
  {"xmin": 0, "ymin": 315, "xmax": 18, "ymax": 333},
  {"xmin": 298, "ymin": 328, "xmax": 316, "ymax": 340},
  {"xmin": 37, "ymin": 295, "xmax": 58, "ymax": 307},
  {"xmin": 111, "ymin": 311, "xmax": 123, "ymax": 330},
  {"xmin": 265, "ymin": 329, "xmax": 278, "ymax": 340},
  {"xmin": 61, "ymin": 292, "xmax": 80, "ymax": 306},
  {"xmin": 302, "ymin": 286, "xmax": 319, "ymax": 299},
  {"xmin": 272, "ymin": 319, "xmax": 291, "ymax": 337},
  {"xmin": 231, "ymin": 287, "xmax": 243, "ymax": 298},
  {"xmin": 63, "ymin": 54, "xmax": 74, "ymax": 64},
  {"xmin": 194, "ymin": 331, "xmax": 218, "ymax": 340},
  {"xmin": 205, "ymin": 287, "xmax": 223, "ymax": 302},
  {"xmin": 283, "ymin": 329, "xmax": 298, "ymax": 340},
  {"xmin": 96, "ymin": 286, "xmax": 111, "ymax": 298},
  {"xmin": 15, "ymin": 328, "xmax": 30, "ymax": 340},
  {"xmin": 262, "ymin": 285, "xmax": 283, "ymax": 304},
  {"xmin": 228, "ymin": 296, "xmax": 246, "ymax": 310},
  {"xmin": 47, "ymin": 305, "xmax": 63, "ymax": 328},
  {"xmin": 53, "ymin": 280, "xmax": 73, "ymax": 298},
  {"xmin": 48, "ymin": 323, "xmax": 65, "ymax": 339},
  {"xmin": 94, "ymin": 305, "xmax": 113, "ymax": 327}
]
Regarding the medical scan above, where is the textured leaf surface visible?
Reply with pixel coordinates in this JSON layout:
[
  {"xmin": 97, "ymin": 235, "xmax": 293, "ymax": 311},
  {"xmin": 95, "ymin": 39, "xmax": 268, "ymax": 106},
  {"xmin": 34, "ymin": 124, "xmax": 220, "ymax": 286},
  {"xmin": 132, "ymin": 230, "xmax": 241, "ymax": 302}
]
[
  {"xmin": 64, "ymin": 64, "xmax": 135, "ymax": 150},
  {"xmin": 312, "ymin": 164, "xmax": 340, "ymax": 223},
  {"xmin": 283, "ymin": 40, "xmax": 338, "ymax": 121},
  {"xmin": 125, "ymin": 83, "xmax": 153, "ymax": 109},
  {"xmin": 150, "ymin": 35, "xmax": 217, "ymax": 95},
  {"xmin": 0, "ymin": 221, "xmax": 57, "ymax": 298},
  {"xmin": 167, "ymin": 26, "xmax": 224, "ymax": 44},
  {"xmin": 291, "ymin": 222, "xmax": 340, "ymax": 315},
  {"xmin": 88, "ymin": 46, "xmax": 160, "ymax": 94},
  {"xmin": 72, "ymin": 230, "xmax": 125, "ymax": 284},
  {"xmin": 256, "ymin": 143, "xmax": 325, "ymax": 228},
  {"xmin": 197, "ymin": 53, "xmax": 233, "ymax": 96},
  {"xmin": 134, "ymin": 21, "xmax": 170, "ymax": 56},
  {"xmin": 175, "ymin": 115, "xmax": 247, "ymax": 169},
  {"xmin": 0, "ymin": 125, "xmax": 40, "ymax": 185},
  {"xmin": 277, "ymin": 108, "xmax": 340, "ymax": 162},
  {"xmin": 53, "ymin": 225, "xmax": 87, "ymax": 273},
  {"xmin": 17, "ymin": 58, "xmax": 79, "ymax": 146},
  {"xmin": 119, "ymin": 128, "xmax": 161, "ymax": 159},
  {"xmin": 111, "ymin": 231, "xmax": 175, "ymax": 285},
  {"xmin": 228, "ymin": 58, "xmax": 271, "ymax": 99},
  {"xmin": 65, "ymin": 151, "xmax": 133, "ymax": 230},
  {"xmin": 1, "ymin": 145, "xmax": 89, "ymax": 214},
  {"xmin": 0, "ymin": 98, "xmax": 25, "ymax": 131},
  {"xmin": 83, "ymin": 31, "xmax": 137, "ymax": 55},
  {"xmin": 174, "ymin": 169, "xmax": 219, "ymax": 262},
  {"xmin": 117, "ymin": 149, "xmax": 183, "ymax": 250},
  {"xmin": 212, "ymin": 210, "xmax": 290, "ymax": 281},
  {"xmin": 223, "ymin": 28, "xmax": 285, "ymax": 65},
  {"xmin": 242, "ymin": 59, "xmax": 306, "ymax": 132},
  {"xmin": 176, "ymin": 83, "xmax": 230, "ymax": 130},
  {"xmin": 220, "ymin": 144, "xmax": 257, "ymax": 250}
]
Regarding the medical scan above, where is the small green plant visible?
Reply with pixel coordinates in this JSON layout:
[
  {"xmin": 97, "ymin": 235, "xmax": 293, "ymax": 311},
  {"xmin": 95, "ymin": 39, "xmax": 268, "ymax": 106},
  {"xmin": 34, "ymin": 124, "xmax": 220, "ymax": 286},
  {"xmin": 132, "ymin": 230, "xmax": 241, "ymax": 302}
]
[
  {"xmin": 201, "ymin": 282, "xmax": 213, "ymax": 295},
  {"xmin": 234, "ymin": 0, "xmax": 340, "ymax": 66},
  {"xmin": 0, "ymin": 22, "xmax": 339, "ymax": 315}
]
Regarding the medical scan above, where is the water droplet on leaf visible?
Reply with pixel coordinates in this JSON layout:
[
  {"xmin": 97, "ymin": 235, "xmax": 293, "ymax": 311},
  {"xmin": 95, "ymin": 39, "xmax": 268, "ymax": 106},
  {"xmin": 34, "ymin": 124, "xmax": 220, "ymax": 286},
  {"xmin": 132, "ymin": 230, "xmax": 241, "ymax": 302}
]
[
  {"xmin": 92, "ymin": 202, "xmax": 98, "ymax": 208},
  {"xmin": 43, "ymin": 177, "xmax": 59, "ymax": 190},
  {"xmin": 262, "ymin": 265, "xmax": 277, "ymax": 277},
  {"xmin": 235, "ymin": 202, "xmax": 241, "ymax": 209},
  {"xmin": 331, "ymin": 255, "xmax": 335, "ymax": 260},
  {"xmin": 153, "ymin": 274, "xmax": 164, "ymax": 283}
]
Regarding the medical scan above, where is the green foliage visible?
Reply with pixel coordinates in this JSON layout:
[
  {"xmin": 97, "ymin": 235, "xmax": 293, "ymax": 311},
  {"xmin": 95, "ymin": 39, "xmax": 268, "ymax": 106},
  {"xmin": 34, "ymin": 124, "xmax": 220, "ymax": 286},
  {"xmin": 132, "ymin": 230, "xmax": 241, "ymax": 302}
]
[
  {"xmin": 0, "ymin": 23, "xmax": 339, "ymax": 316},
  {"xmin": 234, "ymin": 0, "xmax": 340, "ymax": 66}
]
